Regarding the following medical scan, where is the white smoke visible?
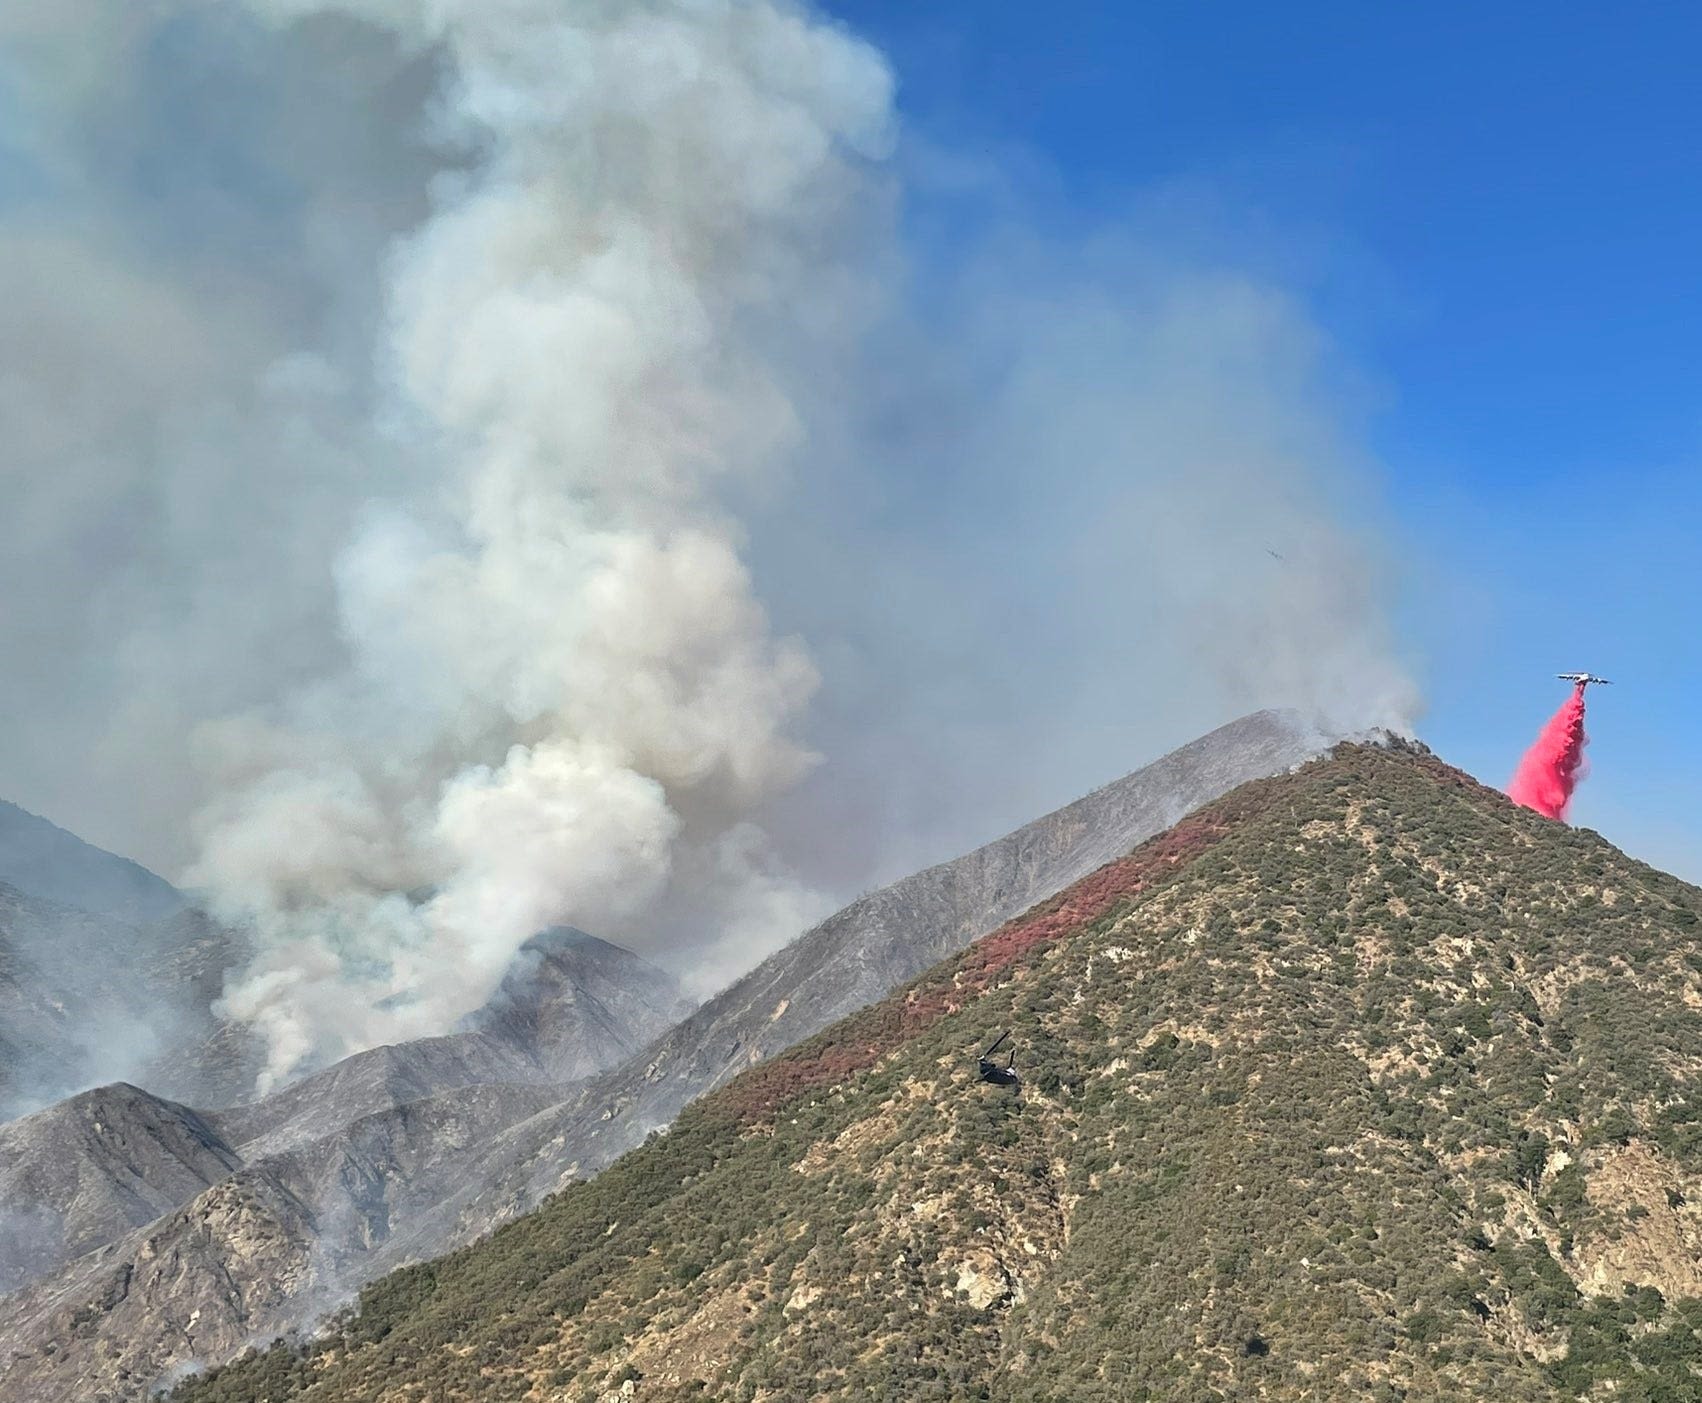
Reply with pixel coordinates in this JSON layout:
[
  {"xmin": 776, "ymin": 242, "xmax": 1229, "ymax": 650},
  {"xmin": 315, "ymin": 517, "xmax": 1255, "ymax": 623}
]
[
  {"xmin": 168, "ymin": 0, "xmax": 893, "ymax": 1089},
  {"xmin": 0, "ymin": 0, "xmax": 1423, "ymax": 1100}
]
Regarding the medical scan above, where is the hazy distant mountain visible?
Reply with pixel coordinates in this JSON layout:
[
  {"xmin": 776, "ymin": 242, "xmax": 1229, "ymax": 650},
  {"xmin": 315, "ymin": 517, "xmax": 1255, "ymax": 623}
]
[
  {"xmin": 164, "ymin": 742, "xmax": 1702, "ymax": 1403},
  {"xmin": 0, "ymin": 800, "xmax": 181, "ymax": 923},
  {"xmin": 208, "ymin": 930, "xmax": 692, "ymax": 1162},
  {"xmin": 0, "ymin": 803, "xmax": 234, "ymax": 1119},
  {"xmin": 0, "ymin": 883, "xmax": 167, "ymax": 1118},
  {"xmin": 0, "ymin": 710, "xmax": 1328, "ymax": 1401},
  {"xmin": 0, "ymin": 931, "xmax": 689, "ymax": 1306},
  {"xmin": 0, "ymin": 883, "xmax": 248, "ymax": 1121},
  {"xmin": 123, "ymin": 907, "xmax": 261, "ymax": 1110}
]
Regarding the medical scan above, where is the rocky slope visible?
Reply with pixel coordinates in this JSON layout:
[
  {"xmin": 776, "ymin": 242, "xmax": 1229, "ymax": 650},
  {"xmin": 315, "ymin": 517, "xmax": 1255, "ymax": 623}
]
[
  {"xmin": 160, "ymin": 741, "xmax": 1702, "ymax": 1403},
  {"xmin": 463, "ymin": 928, "xmax": 700, "ymax": 1083},
  {"xmin": 0, "ymin": 1079, "xmax": 570, "ymax": 1403},
  {"xmin": 207, "ymin": 930, "xmax": 692, "ymax": 1161},
  {"xmin": 0, "ymin": 1083, "xmax": 242, "ymax": 1296},
  {"xmin": 0, "ymin": 933, "xmax": 687, "ymax": 1298},
  {"xmin": 0, "ymin": 710, "xmax": 1327, "ymax": 1401}
]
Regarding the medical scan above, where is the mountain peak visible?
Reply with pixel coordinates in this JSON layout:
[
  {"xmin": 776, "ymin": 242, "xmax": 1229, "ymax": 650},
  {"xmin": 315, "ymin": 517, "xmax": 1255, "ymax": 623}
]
[
  {"xmin": 518, "ymin": 925, "xmax": 621, "ymax": 958},
  {"xmin": 0, "ymin": 1079, "xmax": 240, "ymax": 1296},
  {"xmin": 464, "ymin": 926, "xmax": 692, "ymax": 1080}
]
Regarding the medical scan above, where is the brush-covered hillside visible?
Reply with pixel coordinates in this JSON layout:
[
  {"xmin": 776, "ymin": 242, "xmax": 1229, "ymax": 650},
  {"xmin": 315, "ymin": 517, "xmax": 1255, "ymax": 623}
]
[
  {"xmin": 0, "ymin": 713, "xmax": 1323, "ymax": 1403},
  {"xmin": 169, "ymin": 741, "xmax": 1702, "ymax": 1403}
]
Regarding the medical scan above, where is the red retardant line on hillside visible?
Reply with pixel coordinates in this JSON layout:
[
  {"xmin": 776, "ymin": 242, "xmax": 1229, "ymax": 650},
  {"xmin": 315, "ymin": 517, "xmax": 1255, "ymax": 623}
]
[{"xmin": 711, "ymin": 810, "xmax": 1237, "ymax": 1125}]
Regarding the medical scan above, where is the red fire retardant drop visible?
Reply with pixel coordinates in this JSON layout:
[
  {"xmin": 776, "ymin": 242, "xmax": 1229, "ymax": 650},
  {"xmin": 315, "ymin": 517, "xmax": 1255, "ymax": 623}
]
[{"xmin": 1507, "ymin": 684, "xmax": 1589, "ymax": 821}]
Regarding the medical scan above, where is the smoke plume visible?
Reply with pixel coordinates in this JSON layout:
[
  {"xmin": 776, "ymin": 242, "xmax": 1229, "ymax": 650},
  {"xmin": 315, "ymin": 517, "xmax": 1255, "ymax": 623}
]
[
  {"xmin": 1508, "ymin": 684, "xmax": 1589, "ymax": 821},
  {"xmin": 0, "ymin": 0, "xmax": 1421, "ymax": 1096},
  {"xmin": 169, "ymin": 0, "xmax": 898, "ymax": 1091}
]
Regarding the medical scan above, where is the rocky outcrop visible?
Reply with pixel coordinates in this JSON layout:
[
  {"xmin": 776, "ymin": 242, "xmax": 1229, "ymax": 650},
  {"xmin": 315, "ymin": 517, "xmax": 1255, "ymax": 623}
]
[{"xmin": 1, "ymin": 1170, "xmax": 326, "ymax": 1403}]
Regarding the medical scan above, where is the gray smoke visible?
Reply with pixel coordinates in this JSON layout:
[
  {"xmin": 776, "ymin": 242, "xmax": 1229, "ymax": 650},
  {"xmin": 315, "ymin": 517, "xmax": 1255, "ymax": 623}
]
[
  {"xmin": 167, "ymin": 0, "xmax": 897, "ymax": 1090},
  {"xmin": 0, "ymin": 0, "xmax": 1418, "ymax": 1094}
]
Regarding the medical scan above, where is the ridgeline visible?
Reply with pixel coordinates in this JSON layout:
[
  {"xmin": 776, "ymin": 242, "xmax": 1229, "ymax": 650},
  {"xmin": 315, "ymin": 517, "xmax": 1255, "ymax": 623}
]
[{"xmin": 171, "ymin": 741, "xmax": 1702, "ymax": 1402}]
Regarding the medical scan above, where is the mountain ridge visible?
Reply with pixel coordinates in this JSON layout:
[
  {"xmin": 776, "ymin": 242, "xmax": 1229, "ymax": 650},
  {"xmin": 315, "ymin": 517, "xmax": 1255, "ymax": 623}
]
[
  {"xmin": 0, "ymin": 930, "xmax": 690, "ymax": 1318},
  {"xmin": 291, "ymin": 709, "xmax": 1330, "ymax": 1277},
  {"xmin": 0, "ymin": 1082, "xmax": 243, "ymax": 1295},
  {"xmin": 0, "ymin": 799, "xmax": 182, "ymax": 923},
  {"xmin": 0, "ymin": 708, "xmax": 1331, "ymax": 1402},
  {"xmin": 155, "ymin": 739, "xmax": 1702, "ymax": 1403}
]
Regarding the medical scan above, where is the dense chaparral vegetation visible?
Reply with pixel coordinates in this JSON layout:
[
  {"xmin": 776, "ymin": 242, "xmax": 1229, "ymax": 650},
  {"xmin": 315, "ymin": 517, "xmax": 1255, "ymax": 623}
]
[{"xmin": 170, "ymin": 740, "xmax": 1702, "ymax": 1402}]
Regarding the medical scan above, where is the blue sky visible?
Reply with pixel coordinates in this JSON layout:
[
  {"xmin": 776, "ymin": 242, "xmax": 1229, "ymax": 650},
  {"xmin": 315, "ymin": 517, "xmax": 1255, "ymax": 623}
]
[{"xmin": 828, "ymin": 0, "xmax": 1702, "ymax": 876}]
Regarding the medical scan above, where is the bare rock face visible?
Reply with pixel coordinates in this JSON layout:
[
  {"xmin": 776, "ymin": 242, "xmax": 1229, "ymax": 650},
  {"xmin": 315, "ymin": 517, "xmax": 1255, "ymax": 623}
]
[
  {"xmin": 1, "ymin": 1170, "xmax": 325, "ymax": 1403},
  {"xmin": 1570, "ymin": 1140, "xmax": 1702, "ymax": 1301},
  {"xmin": 0, "ymin": 710, "xmax": 1327, "ymax": 1401}
]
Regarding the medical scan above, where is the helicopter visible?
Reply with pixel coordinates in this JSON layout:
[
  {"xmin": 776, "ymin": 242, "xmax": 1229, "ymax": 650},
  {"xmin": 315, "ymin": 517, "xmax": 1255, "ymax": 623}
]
[{"xmin": 976, "ymin": 1031, "xmax": 1020, "ymax": 1087}]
